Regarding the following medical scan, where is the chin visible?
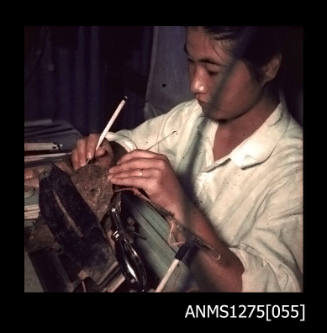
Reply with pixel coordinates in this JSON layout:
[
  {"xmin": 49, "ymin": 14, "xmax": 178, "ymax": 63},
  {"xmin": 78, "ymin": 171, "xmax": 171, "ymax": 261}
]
[{"xmin": 201, "ymin": 107, "xmax": 224, "ymax": 122}]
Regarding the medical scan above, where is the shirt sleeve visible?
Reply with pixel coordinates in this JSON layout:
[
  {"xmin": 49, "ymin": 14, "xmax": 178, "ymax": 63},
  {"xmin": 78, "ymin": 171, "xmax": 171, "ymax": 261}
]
[
  {"xmin": 104, "ymin": 99, "xmax": 199, "ymax": 166},
  {"xmin": 104, "ymin": 115, "xmax": 165, "ymax": 153},
  {"xmin": 230, "ymin": 167, "xmax": 303, "ymax": 292}
]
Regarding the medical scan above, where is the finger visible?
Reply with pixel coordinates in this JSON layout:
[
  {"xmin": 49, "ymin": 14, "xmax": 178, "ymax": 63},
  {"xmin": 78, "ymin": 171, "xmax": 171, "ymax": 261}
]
[
  {"xmin": 71, "ymin": 149, "xmax": 80, "ymax": 170},
  {"xmin": 76, "ymin": 138, "xmax": 87, "ymax": 167},
  {"xmin": 109, "ymin": 158, "xmax": 166, "ymax": 174},
  {"xmin": 109, "ymin": 167, "xmax": 157, "ymax": 179},
  {"xmin": 94, "ymin": 146, "xmax": 107, "ymax": 158},
  {"xmin": 86, "ymin": 134, "xmax": 100, "ymax": 160},
  {"xmin": 24, "ymin": 168, "xmax": 35, "ymax": 180},
  {"xmin": 109, "ymin": 175, "xmax": 149, "ymax": 192},
  {"xmin": 71, "ymin": 138, "xmax": 86, "ymax": 169},
  {"xmin": 117, "ymin": 149, "xmax": 166, "ymax": 165}
]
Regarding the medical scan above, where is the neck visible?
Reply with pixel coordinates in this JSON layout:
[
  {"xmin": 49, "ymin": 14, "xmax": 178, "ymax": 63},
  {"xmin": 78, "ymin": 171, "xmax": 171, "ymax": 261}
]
[{"xmin": 217, "ymin": 89, "xmax": 279, "ymax": 140}]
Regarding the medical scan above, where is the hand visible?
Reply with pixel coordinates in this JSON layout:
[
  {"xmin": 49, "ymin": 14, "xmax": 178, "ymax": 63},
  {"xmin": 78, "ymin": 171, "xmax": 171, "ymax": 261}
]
[
  {"xmin": 108, "ymin": 149, "xmax": 188, "ymax": 222},
  {"xmin": 71, "ymin": 134, "xmax": 114, "ymax": 170},
  {"xmin": 24, "ymin": 168, "xmax": 37, "ymax": 180}
]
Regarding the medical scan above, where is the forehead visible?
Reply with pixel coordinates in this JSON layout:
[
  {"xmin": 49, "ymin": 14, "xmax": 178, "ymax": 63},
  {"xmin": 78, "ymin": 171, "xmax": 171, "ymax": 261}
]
[{"xmin": 185, "ymin": 27, "xmax": 233, "ymax": 65}]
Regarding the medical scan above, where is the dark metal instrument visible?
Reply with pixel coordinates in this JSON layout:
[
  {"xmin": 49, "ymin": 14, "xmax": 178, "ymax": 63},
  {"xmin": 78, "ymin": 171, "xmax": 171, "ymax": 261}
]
[{"xmin": 110, "ymin": 193, "xmax": 147, "ymax": 292}]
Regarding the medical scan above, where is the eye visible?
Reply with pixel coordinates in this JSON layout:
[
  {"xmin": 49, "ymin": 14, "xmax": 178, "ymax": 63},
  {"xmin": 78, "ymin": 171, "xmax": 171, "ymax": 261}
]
[
  {"xmin": 206, "ymin": 64, "xmax": 221, "ymax": 77},
  {"xmin": 208, "ymin": 70, "xmax": 219, "ymax": 77},
  {"xmin": 207, "ymin": 66, "xmax": 227, "ymax": 78}
]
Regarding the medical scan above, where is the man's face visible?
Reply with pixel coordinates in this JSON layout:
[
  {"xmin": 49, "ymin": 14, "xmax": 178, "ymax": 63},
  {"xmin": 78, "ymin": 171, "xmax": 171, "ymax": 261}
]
[{"xmin": 185, "ymin": 27, "xmax": 265, "ymax": 122}]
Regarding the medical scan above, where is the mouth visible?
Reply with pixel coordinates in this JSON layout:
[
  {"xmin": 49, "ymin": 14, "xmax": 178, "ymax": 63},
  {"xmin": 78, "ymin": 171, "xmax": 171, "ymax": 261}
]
[
  {"xmin": 197, "ymin": 100, "xmax": 208, "ymax": 108},
  {"xmin": 198, "ymin": 100, "xmax": 213, "ymax": 115},
  {"xmin": 197, "ymin": 100, "xmax": 219, "ymax": 120}
]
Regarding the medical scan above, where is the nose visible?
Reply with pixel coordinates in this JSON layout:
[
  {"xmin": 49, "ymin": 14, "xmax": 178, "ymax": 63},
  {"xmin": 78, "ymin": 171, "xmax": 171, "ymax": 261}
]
[{"xmin": 190, "ymin": 68, "xmax": 207, "ymax": 96}]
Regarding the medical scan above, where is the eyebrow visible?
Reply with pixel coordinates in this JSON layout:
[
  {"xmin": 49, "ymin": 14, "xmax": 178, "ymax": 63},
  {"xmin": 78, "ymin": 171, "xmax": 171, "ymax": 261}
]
[{"xmin": 184, "ymin": 44, "xmax": 224, "ymax": 67}]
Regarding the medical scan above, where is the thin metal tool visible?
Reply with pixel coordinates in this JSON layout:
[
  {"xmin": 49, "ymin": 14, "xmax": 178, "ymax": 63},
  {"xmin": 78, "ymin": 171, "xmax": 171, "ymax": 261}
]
[
  {"xmin": 110, "ymin": 193, "xmax": 147, "ymax": 291},
  {"xmin": 145, "ymin": 130, "xmax": 177, "ymax": 151}
]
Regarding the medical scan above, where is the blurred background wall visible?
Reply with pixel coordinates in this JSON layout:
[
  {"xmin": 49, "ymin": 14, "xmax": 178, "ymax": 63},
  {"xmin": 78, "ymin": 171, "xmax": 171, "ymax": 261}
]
[{"xmin": 24, "ymin": 25, "xmax": 303, "ymax": 136}]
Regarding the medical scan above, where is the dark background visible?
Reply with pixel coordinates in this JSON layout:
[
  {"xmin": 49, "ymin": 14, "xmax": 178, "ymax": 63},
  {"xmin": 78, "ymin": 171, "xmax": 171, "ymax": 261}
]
[
  {"xmin": 24, "ymin": 26, "xmax": 303, "ymax": 136},
  {"xmin": 24, "ymin": 26, "xmax": 153, "ymax": 136}
]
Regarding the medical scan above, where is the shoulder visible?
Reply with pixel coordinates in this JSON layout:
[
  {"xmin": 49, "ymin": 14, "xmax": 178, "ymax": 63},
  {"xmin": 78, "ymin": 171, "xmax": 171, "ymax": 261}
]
[
  {"xmin": 142, "ymin": 99, "xmax": 201, "ymax": 129},
  {"xmin": 164, "ymin": 99, "xmax": 201, "ymax": 123},
  {"xmin": 264, "ymin": 115, "xmax": 303, "ymax": 207},
  {"xmin": 284, "ymin": 113, "xmax": 303, "ymax": 143},
  {"xmin": 273, "ymin": 113, "xmax": 303, "ymax": 165},
  {"xmin": 158, "ymin": 99, "xmax": 202, "ymax": 135},
  {"xmin": 141, "ymin": 99, "xmax": 202, "ymax": 135}
]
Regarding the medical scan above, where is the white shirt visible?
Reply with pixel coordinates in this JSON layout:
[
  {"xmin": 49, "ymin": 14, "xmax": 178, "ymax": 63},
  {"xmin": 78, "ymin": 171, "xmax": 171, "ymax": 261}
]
[{"xmin": 106, "ymin": 99, "xmax": 303, "ymax": 292}]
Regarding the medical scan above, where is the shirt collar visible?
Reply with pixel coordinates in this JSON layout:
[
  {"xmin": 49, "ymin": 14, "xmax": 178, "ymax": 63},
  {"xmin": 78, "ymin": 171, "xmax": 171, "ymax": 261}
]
[
  {"xmin": 194, "ymin": 100, "xmax": 290, "ymax": 170},
  {"xmin": 230, "ymin": 101, "xmax": 290, "ymax": 169}
]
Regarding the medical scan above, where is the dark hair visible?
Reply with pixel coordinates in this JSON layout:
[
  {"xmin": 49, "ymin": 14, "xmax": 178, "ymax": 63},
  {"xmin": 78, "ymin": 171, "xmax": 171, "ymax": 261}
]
[{"xmin": 202, "ymin": 26, "xmax": 286, "ymax": 83}]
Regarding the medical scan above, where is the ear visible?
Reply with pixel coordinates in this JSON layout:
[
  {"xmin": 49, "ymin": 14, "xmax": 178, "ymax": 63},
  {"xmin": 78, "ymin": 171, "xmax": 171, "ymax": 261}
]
[{"xmin": 262, "ymin": 52, "xmax": 282, "ymax": 84}]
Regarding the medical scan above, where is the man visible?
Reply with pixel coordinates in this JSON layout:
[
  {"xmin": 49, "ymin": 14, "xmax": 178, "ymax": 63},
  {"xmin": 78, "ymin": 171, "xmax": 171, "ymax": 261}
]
[{"xmin": 71, "ymin": 26, "xmax": 303, "ymax": 292}]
